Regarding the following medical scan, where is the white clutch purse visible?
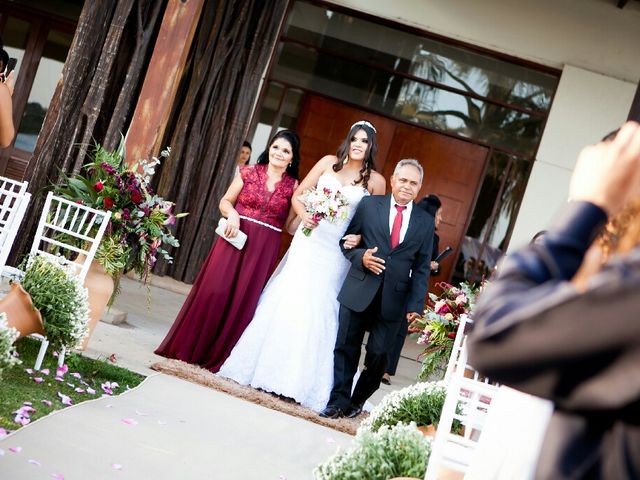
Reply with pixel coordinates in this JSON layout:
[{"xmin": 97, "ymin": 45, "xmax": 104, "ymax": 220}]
[{"xmin": 215, "ymin": 217, "xmax": 247, "ymax": 250}]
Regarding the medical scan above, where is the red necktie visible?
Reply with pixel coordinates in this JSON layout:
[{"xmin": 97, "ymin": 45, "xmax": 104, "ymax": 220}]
[{"xmin": 390, "ymin": 205, "xmax": 407, "ymax": 249}]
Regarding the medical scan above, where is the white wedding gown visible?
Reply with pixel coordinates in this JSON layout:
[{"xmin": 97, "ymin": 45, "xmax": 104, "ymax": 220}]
[{"xmin": 218, "ymin": 173, "xmax": 369, "ymax": 411}]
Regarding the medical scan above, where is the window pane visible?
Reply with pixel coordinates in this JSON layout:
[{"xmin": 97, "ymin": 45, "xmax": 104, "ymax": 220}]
[
  {"xmin": 15, "ymin": 29, "xmax": 73, "ymax": 152},
  {"xmin": 285, "ymin": 1, "xmax": 557, "ymax": 112},
  {"xmin": 1, "ymin": 16, "xmax": 31, "ymax": 79},
  {"xmin": 273, "ymin": 42, "xmax": 543, "ymax": 156}
]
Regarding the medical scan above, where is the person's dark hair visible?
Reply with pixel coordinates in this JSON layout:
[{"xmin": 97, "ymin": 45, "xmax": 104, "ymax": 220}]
[
  {"xmin": 602, "ymin": 129, "xmax": 620, "ymax": 142},
  {"xmin": 418, "ymin": 194, "xmax": 442, "ymax": 217},
  {"xmin": 242, "ymin": 140, "xmax": 252, "ymax": 150},
  {"xmin": 333, "ymin": 121, "xmax": 378, "ymax": 189},
  {"xmin": 256, "ymin": 130, "xmax": 300, "ymax": 180}
]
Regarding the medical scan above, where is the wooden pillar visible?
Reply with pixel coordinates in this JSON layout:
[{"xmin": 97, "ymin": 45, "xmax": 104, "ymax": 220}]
[
  {"xmin": 628, "ymin": 80, "xmax": 640, "ymax": 122},
  {"xmin": 125, "ymin": 0, "xmax": 205, "ymax": 165}
]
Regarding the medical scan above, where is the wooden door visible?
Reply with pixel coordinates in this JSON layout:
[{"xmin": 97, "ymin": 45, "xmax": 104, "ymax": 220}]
[
  {"xmin": 284, "ymin": 95, "xmax": 489, "ymax": 284},
  {"xmin": 380, "ymin": 123, "xmax": 489, "ymax": 284}
]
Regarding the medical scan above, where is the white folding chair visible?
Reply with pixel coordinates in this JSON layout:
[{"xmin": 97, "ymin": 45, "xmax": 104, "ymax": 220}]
[
  {"xmin": 425, "ymin": 316, "xmax": 500, "ymax": 480},
  {"xmin": 5, "ymin": 192, "xmax": 112, "ymax": 369},
  {"xmin": 0, "ymin": 176, "xmax": 30, "ymax": 273}
]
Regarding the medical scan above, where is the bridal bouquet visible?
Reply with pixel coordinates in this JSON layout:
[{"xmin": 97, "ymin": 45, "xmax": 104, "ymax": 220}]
[{"xmin": 298, "ymin": 186, "xmax": 349, "ymax": 236}]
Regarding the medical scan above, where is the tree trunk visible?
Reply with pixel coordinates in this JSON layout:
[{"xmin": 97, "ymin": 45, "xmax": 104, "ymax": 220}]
[
  {"xmin": 153, "ymin": 1, "xmax": 289, "ymax": 283},
  {"xmin": 11, "ymin": 0, "xmax": 167, "ymax": 265}
]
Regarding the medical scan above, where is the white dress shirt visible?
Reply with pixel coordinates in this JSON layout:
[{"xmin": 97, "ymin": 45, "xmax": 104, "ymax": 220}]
[{"xmin": 388, "ymin": 197, "xmax": 413, "ymax": 245}]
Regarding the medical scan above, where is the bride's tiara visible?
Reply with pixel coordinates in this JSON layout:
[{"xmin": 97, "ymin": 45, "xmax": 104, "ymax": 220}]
[{"xmin": 350, "ymin": 120, "xmax": 377, "ymax": 133}]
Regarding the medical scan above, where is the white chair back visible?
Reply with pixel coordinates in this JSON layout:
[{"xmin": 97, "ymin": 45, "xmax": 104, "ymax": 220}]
[
  {"xmin": 0, "ymin": 176, "xmax": 30, "ymax": 270},
  {"xmin": 30, "ymin": 191, "xmax": 111, "ymax": 281},
  {"xmin": 425, "ymin": 316, "xmax": 500, "ymax": 480}
]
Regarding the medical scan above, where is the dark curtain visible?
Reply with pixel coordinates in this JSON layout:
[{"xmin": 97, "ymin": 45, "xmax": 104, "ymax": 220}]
[
  {"xmin": 11, "ymin": 0, "xmax": 167, "ymax": 263},
  {"xmin": 153, "ymin": 1, "xmax": 289, "ymax": 283}
]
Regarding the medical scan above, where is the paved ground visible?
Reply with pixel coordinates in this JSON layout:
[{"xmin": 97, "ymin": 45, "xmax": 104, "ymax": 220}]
[{"xmin": 0, "ymin": 275, "xmax": 423, "ymax": 479}]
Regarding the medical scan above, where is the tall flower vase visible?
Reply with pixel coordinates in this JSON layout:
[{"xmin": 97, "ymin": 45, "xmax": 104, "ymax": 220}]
[
  {"xmin": 79, "ymin": 260, "xmax": 115, "ymax": 351},
  {"xmin": 0, "ymin": 282, "xmax": 45, "ymax": 338}
]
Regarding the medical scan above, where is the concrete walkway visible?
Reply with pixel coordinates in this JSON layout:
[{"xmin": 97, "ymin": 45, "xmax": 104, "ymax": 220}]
[{"xmin": 0, "ymin": 276, "xmax": 423, "ymax": 479}]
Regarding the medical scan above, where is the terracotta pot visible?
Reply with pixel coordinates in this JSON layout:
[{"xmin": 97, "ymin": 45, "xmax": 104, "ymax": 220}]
[
  {"xmin": 0, "ymin": 282, "xmax": 45, "ymax": 338},
  {"xmin": 417, "ymin": 424, "xmax": 437, "ymax": 438},
  {"xmin": 78, "ymin": 259, "xmax": 115, "ymax": 350}
]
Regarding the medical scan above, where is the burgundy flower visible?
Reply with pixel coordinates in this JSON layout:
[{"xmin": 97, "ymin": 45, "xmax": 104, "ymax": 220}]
[
  {"xmin": 103, "ymin": 197, "xmax": 114, "ymax": 209},
  {"xmin": 131, "ymin": 191, "xmax": 143, "ymax": 204},
  {"xmin": 123, "ymin": 208, "xmax": 130, "ymax": 221},
  {"xmin": 94, "ymin": 181, "xmax": 104, "ymax": 192}
]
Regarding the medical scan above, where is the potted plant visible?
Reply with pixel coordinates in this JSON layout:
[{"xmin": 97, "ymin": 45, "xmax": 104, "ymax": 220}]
[
  {"xmin": 20, "ymin": 255, "xmax": 90, "ymax": 351},
  {"xmin": 54, "ymin": 140, "xmax": 187, "ymax": 297},
  {"xmin": 0, "ymin": 313, "xmax": 20, "ymax": 379},
  {"xmin": 409, "ymin": 282, "xmax": 481, "ymax": 380},
  {"xmin": 314, "ymin": 423, "xmax": 431, "ymax": 480},
  {"xmin": 358, "ymin": 381, "xmax": 448, "ymax": 435}
]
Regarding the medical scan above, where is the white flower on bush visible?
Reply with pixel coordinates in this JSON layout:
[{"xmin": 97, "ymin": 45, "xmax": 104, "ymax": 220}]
[
  {"xmin": 0, "ymin": 313, "xmax": 21, "ymax": 378},
  {"xmin": 359, "ymin": 381, "xmax": 447, "ymax": 434}
]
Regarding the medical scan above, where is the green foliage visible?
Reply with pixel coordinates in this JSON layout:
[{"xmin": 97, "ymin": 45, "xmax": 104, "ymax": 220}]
[
  {"xmin": 20, "ymin": 255, "xmax": 90, "ymax": 350},
  {"xmin": 0, "ymin": 337, "xmax": 144, "ymax": 431},
  {"xmin": 360, "ymin": 381, "xmax": 448, "ymax": 433},
  {"xmin": 314, "ymin": 423, "xmax": 431, "ymax": 480}
]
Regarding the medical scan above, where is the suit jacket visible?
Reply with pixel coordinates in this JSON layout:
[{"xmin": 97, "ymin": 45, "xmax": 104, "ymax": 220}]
[
  {"xmin": 468, "ymin": 201, "xmax": 640, "ymax": 479},
  {"xmin": 337, "ymin": 194, "xmax": 434, "ymax": 321}
]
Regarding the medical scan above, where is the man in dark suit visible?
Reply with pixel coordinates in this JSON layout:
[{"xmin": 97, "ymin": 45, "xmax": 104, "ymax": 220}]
[{"xmin": 320, "ymin": 159, "xmax": 434, "ymax": 419}]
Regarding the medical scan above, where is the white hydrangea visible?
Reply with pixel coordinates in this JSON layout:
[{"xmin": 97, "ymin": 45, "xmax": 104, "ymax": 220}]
[{"xmin": 0, "ymin": 313, "xmax": 21, "ymax": 376}]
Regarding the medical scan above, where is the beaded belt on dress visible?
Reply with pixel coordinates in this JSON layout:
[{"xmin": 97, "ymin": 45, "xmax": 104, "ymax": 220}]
[{"xmin": 239, "ymin": 215, "xmax": 282, "ymax": 232}]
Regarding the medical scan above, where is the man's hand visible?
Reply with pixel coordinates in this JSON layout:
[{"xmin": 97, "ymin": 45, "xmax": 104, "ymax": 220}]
[
  {"xmin": 406, "ymin": 312, "xmax": 421, "ymax": 323},
  {"xmin": 363, "ymin": 246, "xmax": 385, "ymax": 275},
  {"xmin": 430, "ymin": 261, "xmax": 439, "ymax": 271},
  {"xmin": 342, "ymin": 234, "xmax": 361, "ymax": 250},
  {"xmin": 569, "ymin": 121, "xmax": 640, "ymax": 216}
]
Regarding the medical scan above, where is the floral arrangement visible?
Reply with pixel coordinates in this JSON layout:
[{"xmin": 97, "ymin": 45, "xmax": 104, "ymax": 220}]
[
  {"xmin": 410, "ymin": 281, "xmax": 480, "ymax": 380},
  {"xmin": 298, "ymin": 186, "xmax": 349, "ymax": 236},
  {"xmin": 54, "ymin": 141, "xmax": 186, "ymax": 289},
  {"xmin": 315, "ymin": 422, "xmax": 430, "ymax": 479},
  {"xmin": 20, "ymin": 255, "xmax": 90, "ymax": 350},
  {"xmin": 359, "ymin": 381, "xmax": 447, "ymax": 434},
  {"xmin": 0, "ymin": 313, "xmax": 20, "ymax": 379}
]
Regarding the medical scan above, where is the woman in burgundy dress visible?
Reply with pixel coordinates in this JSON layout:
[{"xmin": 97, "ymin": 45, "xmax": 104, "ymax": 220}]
[{"xmin": 155, "ymin": 130, "xmax": 300, "ymax": 371}]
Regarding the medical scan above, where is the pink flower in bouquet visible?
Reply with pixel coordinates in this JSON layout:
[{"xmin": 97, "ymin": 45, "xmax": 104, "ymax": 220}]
[
  {"xmin": 298, "ymin": 186, "xmax": 350, "ymax": 237},
  {"xmin": 94, "ymin": 181, "xmax": 104, "ymax": 192}
]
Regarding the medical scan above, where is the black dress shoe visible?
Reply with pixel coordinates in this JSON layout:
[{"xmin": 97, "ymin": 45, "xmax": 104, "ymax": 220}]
[
  {"xmin": 319, "ymin": 406, "xmax": 343, "ymax": 419},
  {"xmin": 381, "ymin": 376, "xmax": 391, "ymax": 385},
  {"xmin": 344, "ymin": 403, "xmax": 364, "ymax": 419}
]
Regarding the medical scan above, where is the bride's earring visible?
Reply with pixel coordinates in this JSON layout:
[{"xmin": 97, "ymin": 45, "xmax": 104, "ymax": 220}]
[
  {"xmin": 288, "ymin": 162, "xmax": 292, "ymax": 167},
  {"xmin": 342, "ymin": 156, "xmax": 349, "ymax": 165}
]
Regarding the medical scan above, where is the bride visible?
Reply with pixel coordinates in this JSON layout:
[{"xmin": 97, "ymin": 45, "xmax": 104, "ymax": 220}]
[{"xmin": 218, "ymin": 120, "xmax": 386, "ymax": 411}]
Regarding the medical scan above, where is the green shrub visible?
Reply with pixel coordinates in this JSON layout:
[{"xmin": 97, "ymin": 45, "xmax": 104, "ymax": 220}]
[
  {"xmin": 20, "ymin": 255, "xmax": 90, "ymax": 350},
  {"xmin": 359, "ymin": 381, "xmax": 447, "ymax": 433},
  {"xmin": 314, "ymin": 423, "xmax": 431, "ymax": 480}
]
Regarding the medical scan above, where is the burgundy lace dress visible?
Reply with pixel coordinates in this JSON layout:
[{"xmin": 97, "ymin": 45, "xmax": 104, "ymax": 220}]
[{"xmin": 155, "ymin": 164, "xmax": 297, "ymax": 372}]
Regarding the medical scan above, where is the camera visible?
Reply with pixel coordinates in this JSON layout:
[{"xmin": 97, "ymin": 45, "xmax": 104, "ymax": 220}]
[{"xmin": 1, "ymin": 57, "xmax": 17, "ymax": 82}]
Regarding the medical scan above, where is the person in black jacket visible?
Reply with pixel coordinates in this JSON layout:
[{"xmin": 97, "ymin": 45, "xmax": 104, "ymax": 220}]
[
  {"xmin": 468, "ymin": 121, "xmax": 640, "ymax": 479},
  {"xmin": 320, "ymin": 159, "xmax": 434, "ymax": 419},
  {"xmin": 382, "ymin": 193, "xmax": 443, "ymax": 385}
]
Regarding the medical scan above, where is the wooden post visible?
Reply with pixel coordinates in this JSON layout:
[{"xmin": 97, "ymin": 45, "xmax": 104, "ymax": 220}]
[{"xmin": 124, "ymin": 0, "xmax": 205, "ymax": 166}]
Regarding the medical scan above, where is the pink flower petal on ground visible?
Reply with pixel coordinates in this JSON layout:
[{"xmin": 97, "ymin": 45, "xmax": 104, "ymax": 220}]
[
  {"xmin": 40, "ymin": 368, "xmax": 50, "ymax": 375},
  {"xmin": 53, "ymin": 351, "xmax": 59, "ymax": 357},
  {"xmin": 14, "ymin": 414, "xmax": 30, "ymax": 426},
  {"xmin": 28, "ymin": 459, "xmax": 42, "ymax": 467},
  {"xmin": 66, "ymin": 383, "xmax": 75, "ymax": 388},
  {"xmin": 24, "ymin": 368, "xmax": 33, "ymax": 374},
  {"xmin": 33, "ymin": 377, "xmax": 44, "ymax": 383},
  {"xmin": 51, "ymin": 474, "xmax": 65, "ymax": 480},
  {"xmin": 120, "ymin": 418, "xmax": 138, "ymax": 426},
  {"xmin": 41, "ymin": 399, "xmax": 53, "ymax": 407},
  {"xmin": 135, "ymin": 410, "xmax": 149, "ymax": 416},
  {"xmin": 56, "ymin": 365, "xmax": 68, "ymax": 376},
  {"xmin": 57, "ymin": 392, "xmax": 73, "ymax": 406},
  {"xmin": 279, "ymin": 476, "xmax": 288, "ymax": 480},
  {"xmin": 111, "ymin": 464, "xmax": 123, "ymax": 470},
  {"xmin": 105, "ymin": 404, "xmax": 114, "ymax": 408},
  {"xmin": 9, "ymin": 446, "xmax": 22, "ymax": 453},
  {"xmin": 23, "ymin": 401, "xmax": 33, "ymax": 406},
  {"xmin": 54, "ymin": 376, "xmax": 64, "ymax": 382},
  {"xmin": 71, "ymin": 372, "xmax": 81, "ymax": 379},
  {"xmin": 74, "ymin": 388, "xmax": 85, "ymax": 394},
  {"xmin": 86, "ymin": 387, "xmax": 96, "ymax": 395},
  {"xmin": 0, "ymin": 428, "xmax": 7, "ymax": 438}
]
